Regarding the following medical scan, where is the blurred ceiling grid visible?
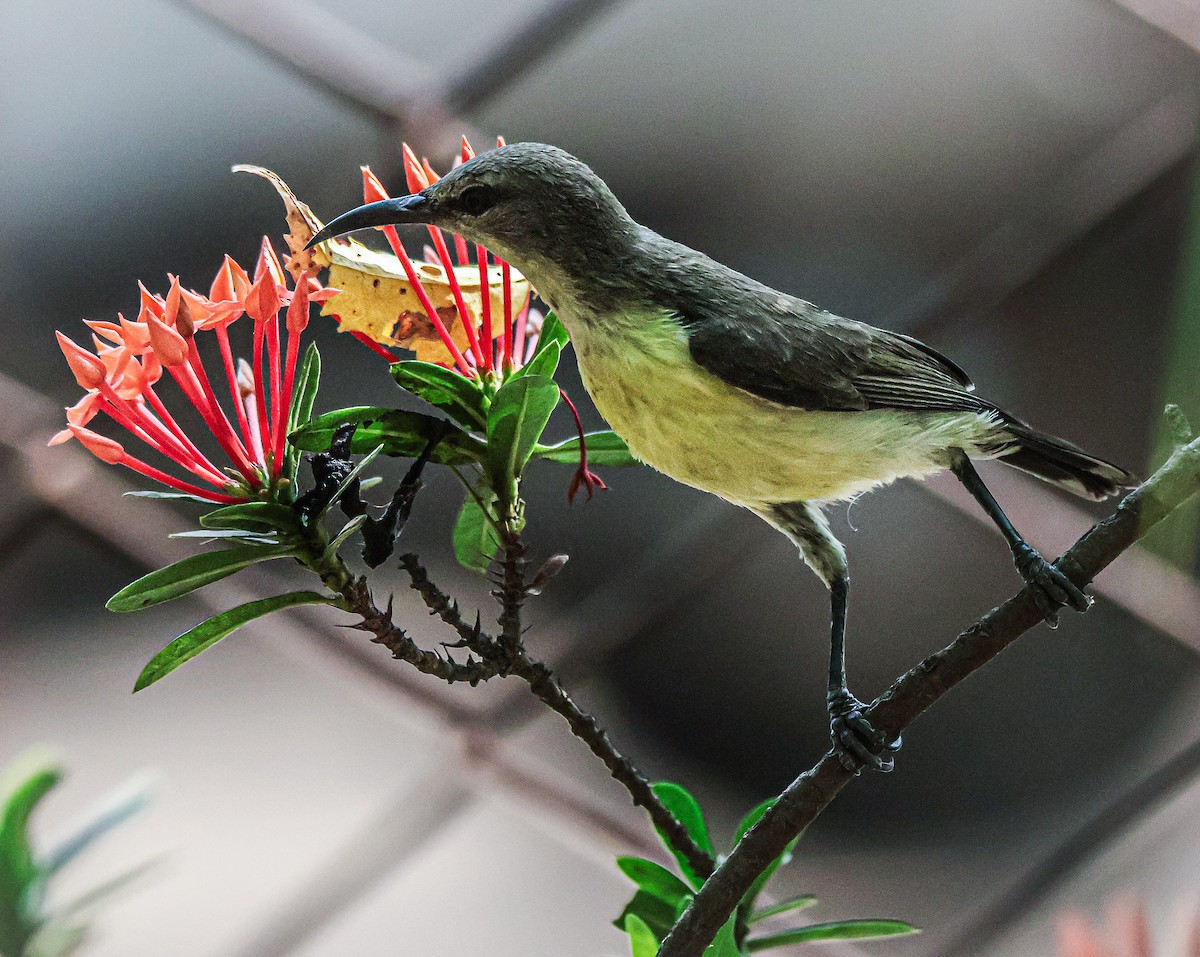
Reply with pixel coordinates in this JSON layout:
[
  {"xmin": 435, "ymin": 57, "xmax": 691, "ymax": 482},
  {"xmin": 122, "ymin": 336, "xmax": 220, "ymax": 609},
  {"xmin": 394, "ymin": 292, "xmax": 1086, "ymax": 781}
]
[
  {"xmin": 1108, "ymin": 0, "xmax": 1200, "ymax": 51},
  {"xmin": 4, "ymin": 0, "xmax": 1200, "ymax": 955}
]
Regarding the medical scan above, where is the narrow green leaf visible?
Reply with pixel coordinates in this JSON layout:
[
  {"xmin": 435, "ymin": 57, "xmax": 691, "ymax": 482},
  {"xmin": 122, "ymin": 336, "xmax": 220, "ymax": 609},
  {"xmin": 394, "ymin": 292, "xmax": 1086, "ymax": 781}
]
[
  {"xmin": 392, "ymin": 360, "xmax": 489, "ymax": 428},
  {"xmin": 290, "ymin": 407, "xmax": 483, "ymax": 465},
  {"xmin": 703, "ymin": 916, "xmax": 741, "ymax": 957},
  {"xmin": 0, "ymin": 757, "xmax": 62, "ymax": 954},
  {"xmin": 134, "ymin": 591, "xmax": 334, "ymax": 691},
  {"xmin": 747, "ymin": 920, "xmax": 919, "ymax": 951},
  {"xmin": 42, "ymin": 777, "xmax": 153, "ymax": 876},
  {"xmin": 199, "ymin": 502, "xmax": 298, "ymax": 533},
  {"xmin": 106, "ymin": 544, "xmax": 296, "ymax": 612},
  {"xmin": 287, "ymin": 342, "xmax": 321, "ymax": 435},
  {"xmin": 651, "ymin": 782, "xmax": 714, "ymax": 889},
  {"xmin": 285, "ymin": 342, "xmax": 322, "ymax": 485},
  {"xmin": 511, "ymin": 339, "xmax": 561, "ymax": 381},
  {"xmin": 56, "ymin": 857, "xmax": 160, "ymax": 921},
  {"xmin": 614, "ymin": 890, "xmax": 683, "ymax": 942},
  {"xmin": 453, "ymin": 494, "xmax": 500, "ymax": 573},
  {"xmin": 535, "ymin": 430, "xmax": 640, "ymax": 467},
  {"xmin": 535, "ymin": 310, "xmax": 569, "ymax": 356},
  {"xmin": 485, "ymin": 374, "xmax": 560, "ymax": 486},
  {"xmin": 616, "ymin": 857, "xmax": 693, "ymax": 906},
  {"xmin": 624, "ymin": 914, "xmax": 659, "ymax": 957},
  {"xmin": 122, "ymin": 490, "xmax": 215, "ymax": 504},
  {"xmin": 22, "ymin": 920, "xmax": 87, "ymax": 957},
  {"xmin": 748, "ymin": 895, "xmax": 817, "ymax": 924},
  {"xmin": 326, "ymin": 514, "xmax": 368, "ymax": 554},
  {"xmin": 169, "ymin": 530, "xmax": 279, "ymax": 544}
]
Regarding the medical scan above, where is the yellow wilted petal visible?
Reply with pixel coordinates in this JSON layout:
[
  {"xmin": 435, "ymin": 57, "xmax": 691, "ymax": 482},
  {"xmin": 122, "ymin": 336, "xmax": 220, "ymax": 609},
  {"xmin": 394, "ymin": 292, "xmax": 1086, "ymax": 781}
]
[
  {"xmin": 320, "ymin": 242, "xmax": 531, "ymax": 364},
  {"xmin": 232, "ymin": 165, "xmax": 328, "ymax": 280}
]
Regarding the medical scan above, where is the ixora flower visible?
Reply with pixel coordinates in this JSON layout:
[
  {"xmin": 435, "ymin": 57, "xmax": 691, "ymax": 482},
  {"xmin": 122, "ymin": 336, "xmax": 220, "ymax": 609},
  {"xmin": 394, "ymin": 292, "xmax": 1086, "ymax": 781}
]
[
  {"xmin": 1057, "ymin": 898, "xmax": 1200, "ymax": 957},
  {"xmin": 52, "ymin": 241, "xmax": 331, "ymax": 504}
]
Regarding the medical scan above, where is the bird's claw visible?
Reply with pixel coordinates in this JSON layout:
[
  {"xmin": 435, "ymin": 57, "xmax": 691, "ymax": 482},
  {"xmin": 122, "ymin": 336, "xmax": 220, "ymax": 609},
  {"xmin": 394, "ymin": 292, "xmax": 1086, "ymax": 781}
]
[
  {"xmin": 1013, "ymin": 544, "xmax": 1091, "ymax": 627},
  {"xmin": 828, "ymin": 689, "xmax": 901, "ymax": 774}
]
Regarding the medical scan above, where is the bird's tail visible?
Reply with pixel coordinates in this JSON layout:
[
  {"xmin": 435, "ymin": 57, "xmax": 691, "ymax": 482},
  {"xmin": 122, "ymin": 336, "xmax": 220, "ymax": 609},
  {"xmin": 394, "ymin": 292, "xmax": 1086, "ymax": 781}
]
[{"xmin": 993, "ymin": 417, "xmax": 1137, "ymax": 501}]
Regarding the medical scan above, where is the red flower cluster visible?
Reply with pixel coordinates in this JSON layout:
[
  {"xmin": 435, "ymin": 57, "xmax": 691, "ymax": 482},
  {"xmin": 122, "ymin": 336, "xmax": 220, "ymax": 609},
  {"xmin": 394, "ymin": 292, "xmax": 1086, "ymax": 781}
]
[{"xmin": 52, "ymin": 241, "xmax": 331, "ymax": 503}]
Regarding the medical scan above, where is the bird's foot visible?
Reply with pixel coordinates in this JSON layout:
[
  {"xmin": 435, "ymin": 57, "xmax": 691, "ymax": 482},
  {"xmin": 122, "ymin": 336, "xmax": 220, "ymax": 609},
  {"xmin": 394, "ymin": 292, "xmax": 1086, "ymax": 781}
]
[
  {"xmin": 828, "ymin": 688, "xmax": 901, "ymax": 774},
  {"xmin": 1013, "ymin": 543, "xmax": 1091, "ymax": 628}
]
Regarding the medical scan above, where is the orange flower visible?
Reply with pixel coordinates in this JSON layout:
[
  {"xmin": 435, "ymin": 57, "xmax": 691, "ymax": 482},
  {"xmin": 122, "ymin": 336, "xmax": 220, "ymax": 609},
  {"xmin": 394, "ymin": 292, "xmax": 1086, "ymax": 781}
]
[{"xmin": 52, "ymin": 242, "xmax": 330, "ymax": 503}]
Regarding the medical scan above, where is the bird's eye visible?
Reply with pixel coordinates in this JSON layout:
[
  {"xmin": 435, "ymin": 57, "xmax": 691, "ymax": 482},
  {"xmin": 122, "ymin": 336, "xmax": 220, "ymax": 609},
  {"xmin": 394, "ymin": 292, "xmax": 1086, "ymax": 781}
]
[{"xmin": 459, "ymin": 185, "xmax": 497, "ymax": 216}]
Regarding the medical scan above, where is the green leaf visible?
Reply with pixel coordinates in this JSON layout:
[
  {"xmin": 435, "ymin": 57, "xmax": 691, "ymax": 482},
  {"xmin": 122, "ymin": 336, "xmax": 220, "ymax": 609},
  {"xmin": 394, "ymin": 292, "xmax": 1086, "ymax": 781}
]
[
  {"xmin": 199, "ymin": 502, "xmax": 298, "ymax": 533},
  {"xmin": 747, "ymin": 920, "xmax": 919, "ymax": 951},
  {"xmin": 616, "ymin": 857, "xmax": 693, "ymax": 907},
  {"xmin": 290, "ymin": 407, "xmax": 483, "ymax": 465},
  {"xmin": 0, "ymin": 756, "xmax": 62, "ymax": 955},
  {"xmin": 535, "ymin": 430, "xmax": 640, "ymax": 467},
  {"xmin": 391, "ymin": 360, "xmax": 489, "ymax": 428},
  {"xmin": 485, "ymin": 375, "xmax": 560, "ymax": 487},
  {"xmin": 22, "ymin": 920, "xmax": 87, "ymax": 957},
  {"xmin": 134, "ymin": 591, "xmax": 334, "ymax": 691},
  {"xmin": 614, "ymin": 890, "xmax": 684, "ymax": 942},
  {"xmin": 535, "ymin": 310, "xmax": 569, "ymax": 356},
  {"xmin": 748, "ymin": 895, "xmax": 817, "ymax": 924},
  {"xmin": 122, "ymin": 490, "xmax": 215, "ymax": 504},
  {"xmin": 326, "ymin": 514, "xmax": 368, "ymax": 554},
  {"xmin": 703, "ymin": 916, "xmax": 741, "ymax": 957},
  {"xmin": 285, "ymin": 342, "xmax": 322, "ymax": 485},
  {"xmin": 651, "ymin": 782, "xmax": 714, "ymax": 889},
  {"xmin": 169, "ymin": 530, "xmax": 279, "ymax": 544},
  {"xmin": 56, "ymin": 857, "xmax": 160, "ymax": 922},
  {"xmin": 106, "ymin": 543, "xmax": 297, "ymax": 612},
  {"xmin": 513, "ymin": 338, "xmax": 561, "ymax": 381},
  {"xmin": 42, "ymin": 778, "xmax": 152, "ymax": 876},
  {"xmin": 624, "ymin": 914, "xmax": 660, "ymax": 957},
  {"xmin": 453, "ymin": 493, "xmax": 500, "ymax": 573}
]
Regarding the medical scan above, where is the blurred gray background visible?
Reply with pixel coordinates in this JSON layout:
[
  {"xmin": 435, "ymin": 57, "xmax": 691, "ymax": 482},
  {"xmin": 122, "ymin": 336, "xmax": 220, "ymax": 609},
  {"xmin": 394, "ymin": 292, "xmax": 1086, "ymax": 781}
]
[{"xmin": 3, "ymin": 0, "xmax": 1200, "ymax": 954}]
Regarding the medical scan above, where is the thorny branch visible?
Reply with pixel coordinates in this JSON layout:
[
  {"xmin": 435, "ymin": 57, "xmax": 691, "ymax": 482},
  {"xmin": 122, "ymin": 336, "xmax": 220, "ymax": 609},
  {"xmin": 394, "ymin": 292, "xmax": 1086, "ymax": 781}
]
[
  {"xmin": 657, "ymin": 429, "xmax": 1200, "ymax": 957},
  {"xmin": 398, "ymin": 551, "xmax": 717, "ymax": 882}
]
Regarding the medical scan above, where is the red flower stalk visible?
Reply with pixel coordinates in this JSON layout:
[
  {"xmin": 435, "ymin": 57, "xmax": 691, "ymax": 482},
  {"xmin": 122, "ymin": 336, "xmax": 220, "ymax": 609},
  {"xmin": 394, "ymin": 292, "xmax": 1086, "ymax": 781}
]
[
  {"xmin": 52, "ymin": 242, "xmax": 330, "ymax": 503},
  {"xmin": 329, "ymin": 135, "xmax": 537, "ymax": 382},
  {"xmin": 1057, "ymin": 897, "xmax": 1200, "ymax": 957}
]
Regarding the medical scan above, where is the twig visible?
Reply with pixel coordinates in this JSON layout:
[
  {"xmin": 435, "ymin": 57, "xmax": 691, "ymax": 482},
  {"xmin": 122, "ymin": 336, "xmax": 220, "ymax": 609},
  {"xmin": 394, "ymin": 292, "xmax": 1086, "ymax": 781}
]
[
  {"xmin": 509, "ymin": 649, "xmax": 717, "ymax": 883},
  {"xmin": 399, "ymin": 547, "xmax": 717, "ymax": 881},
  {"xmin": 659, "ymin": 432, "xmax": 1200, "ymax": 957},
  {"xmin": 339, "ymin": 577, "xmax": 498, "ymax": 686}
]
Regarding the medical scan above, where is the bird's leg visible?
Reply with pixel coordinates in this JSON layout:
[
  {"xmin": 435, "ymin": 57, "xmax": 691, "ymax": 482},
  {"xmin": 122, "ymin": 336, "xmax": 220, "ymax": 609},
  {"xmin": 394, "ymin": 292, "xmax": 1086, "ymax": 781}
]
[
  {"xmin": 766, "ymin": 502, "xmax": 900, "ymax": 774},
  {"xmin": 825, "ymin": 573, "xmax": 900, "ymax": 773},
  {"xmin": 948, "ymin": 448, "xmax": 1090, "ymax": 626}
]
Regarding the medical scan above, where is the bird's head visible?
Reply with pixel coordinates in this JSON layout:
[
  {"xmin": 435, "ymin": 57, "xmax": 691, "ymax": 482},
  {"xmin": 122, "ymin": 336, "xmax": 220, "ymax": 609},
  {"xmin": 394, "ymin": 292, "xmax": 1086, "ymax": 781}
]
[{"xmin": 308, "ymin": 143, "xmax": 640, "ymax": 309}]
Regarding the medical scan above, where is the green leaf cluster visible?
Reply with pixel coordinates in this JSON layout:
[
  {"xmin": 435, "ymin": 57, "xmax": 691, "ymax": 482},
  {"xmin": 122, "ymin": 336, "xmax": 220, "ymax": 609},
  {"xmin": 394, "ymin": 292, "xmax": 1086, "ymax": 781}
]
[
  {"xmin": 287, "ymin": 311, "xmax": 639, "ymax": 575},
  {"xmin": 0, "ymin": 752, "xmax": 152, "ymax": 957},
  {"xmin": 615, "ymin": 782, "xmax": 917, "ymax": 955}
]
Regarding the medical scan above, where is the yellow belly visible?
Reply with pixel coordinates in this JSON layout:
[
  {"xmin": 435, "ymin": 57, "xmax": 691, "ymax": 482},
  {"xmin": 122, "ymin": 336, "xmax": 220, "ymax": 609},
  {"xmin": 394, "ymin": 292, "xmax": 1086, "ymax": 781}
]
[{"xmin": 569, "ymin": 309, "xmax": 1000, "ymax": 505}]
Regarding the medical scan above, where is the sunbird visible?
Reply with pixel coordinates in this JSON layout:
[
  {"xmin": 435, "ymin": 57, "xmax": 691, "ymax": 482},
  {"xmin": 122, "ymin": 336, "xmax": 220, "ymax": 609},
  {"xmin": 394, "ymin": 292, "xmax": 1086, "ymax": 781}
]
[{"xmin": 309, "ymin": 143, "xmax": 1135, "ymax": 773}]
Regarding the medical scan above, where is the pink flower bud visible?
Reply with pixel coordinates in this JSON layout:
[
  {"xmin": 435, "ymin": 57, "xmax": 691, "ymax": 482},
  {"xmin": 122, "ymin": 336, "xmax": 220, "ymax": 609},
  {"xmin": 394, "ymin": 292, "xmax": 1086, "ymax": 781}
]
[
  {"xmin": 402, "ymin": 144, "xmax": 430, "ymax": 192},
  {"xmin": 245, "ymin": 272, "xmax": 280, "ymax": 323},
  {"xmin": 69, "ymin": 425, "xmax": 125, "ymax": 464},
  {"xmin": 145, "ymin": 313, "xmax": 189, "ymax": 366},
  {"xmin": 254, "ymin": 237, "xmax": 286, "ymax": 286},
  {"xmin": 56, "ymin": 332, "xmax": 107, "ymax": 389}
]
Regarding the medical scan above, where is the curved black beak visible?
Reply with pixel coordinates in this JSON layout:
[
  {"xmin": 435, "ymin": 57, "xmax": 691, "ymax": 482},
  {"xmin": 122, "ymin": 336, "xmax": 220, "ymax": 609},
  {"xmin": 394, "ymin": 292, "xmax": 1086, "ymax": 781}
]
[{"xmin": 305, "ymin": 193, "xmax": 433, "ymax": 250}]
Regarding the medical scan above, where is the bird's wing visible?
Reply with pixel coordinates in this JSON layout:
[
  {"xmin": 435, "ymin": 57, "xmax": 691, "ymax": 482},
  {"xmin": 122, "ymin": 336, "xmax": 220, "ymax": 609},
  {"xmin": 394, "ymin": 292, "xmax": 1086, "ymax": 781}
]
[{"xmin": 678, "ymin": 288, "xmax": 984, "ymax": 414}]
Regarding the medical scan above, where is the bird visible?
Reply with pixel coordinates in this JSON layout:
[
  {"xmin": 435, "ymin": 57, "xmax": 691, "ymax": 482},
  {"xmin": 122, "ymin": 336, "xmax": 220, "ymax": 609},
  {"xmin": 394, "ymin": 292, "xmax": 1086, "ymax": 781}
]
[{"xmin": 308, "ymin": 142, "xmax": 1137, "ymax": 773}]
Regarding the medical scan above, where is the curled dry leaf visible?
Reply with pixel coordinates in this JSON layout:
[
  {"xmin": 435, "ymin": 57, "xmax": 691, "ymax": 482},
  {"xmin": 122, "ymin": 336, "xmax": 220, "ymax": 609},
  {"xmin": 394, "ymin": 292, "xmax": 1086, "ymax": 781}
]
[{"xmin": 232, "ymin": 165, "xmax": 328, "ymax": 279}]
